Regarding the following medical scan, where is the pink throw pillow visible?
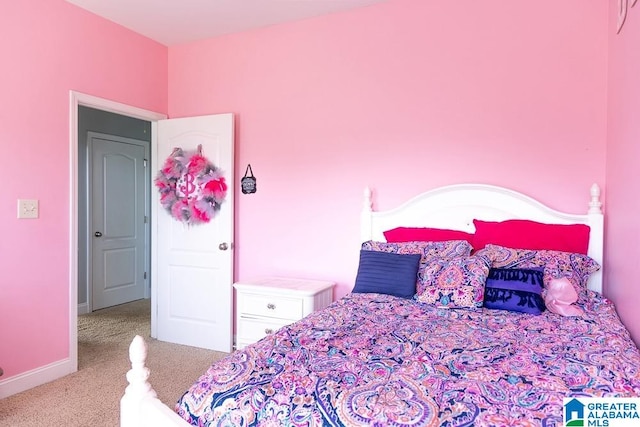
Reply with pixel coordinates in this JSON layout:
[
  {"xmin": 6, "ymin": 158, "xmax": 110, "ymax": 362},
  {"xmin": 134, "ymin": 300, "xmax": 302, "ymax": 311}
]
[
  {"xmin": 472, "ymin": 219, "xmax": 590, "ymax": 254},
  {"xmin": 544, "ymin": 277, "xmax": 584, "ymax": 317}
]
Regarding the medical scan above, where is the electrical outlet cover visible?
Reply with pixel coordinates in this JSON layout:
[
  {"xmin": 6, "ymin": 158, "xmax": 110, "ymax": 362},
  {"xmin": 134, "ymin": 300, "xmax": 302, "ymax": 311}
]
[{"xmin": 17, "ymin": 199, "xmax": 39, "ymax": 219}]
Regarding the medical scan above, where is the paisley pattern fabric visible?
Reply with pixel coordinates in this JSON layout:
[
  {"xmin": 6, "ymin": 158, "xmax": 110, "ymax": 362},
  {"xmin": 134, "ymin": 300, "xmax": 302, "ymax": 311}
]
[
  {"xmin": 175, "ymin": 292, "xmax": 640, "ymax": 427},
  {"xmin": 361, "ymin": 240, "xmax": 473, "ymax": 295},
  {"xmin": 415, "ymin": 256, "xmax": 490, "ymax": 309}
]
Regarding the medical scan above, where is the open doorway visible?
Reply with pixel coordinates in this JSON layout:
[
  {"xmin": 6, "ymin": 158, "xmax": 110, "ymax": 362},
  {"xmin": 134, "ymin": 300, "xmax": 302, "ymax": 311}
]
[
  {"xmin": 77, "ymin": 106, "xmax": 151, "ymax": 314},
  {"xmin": 69, "ymin": 91, "xmax": 167, "ymax": 372}
]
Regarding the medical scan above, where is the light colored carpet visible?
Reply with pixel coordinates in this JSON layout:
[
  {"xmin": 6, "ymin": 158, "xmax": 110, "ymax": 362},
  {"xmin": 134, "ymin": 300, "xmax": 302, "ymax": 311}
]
[{"xmin": 0, "ymin": 299, "xmax": 228, "ymax": 427}]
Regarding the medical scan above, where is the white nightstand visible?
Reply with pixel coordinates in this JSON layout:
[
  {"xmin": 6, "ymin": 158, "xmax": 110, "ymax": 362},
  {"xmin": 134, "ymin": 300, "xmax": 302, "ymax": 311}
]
[{"xmin": 234, "ymin": 277, "xmax": 335, "ymax": 350}]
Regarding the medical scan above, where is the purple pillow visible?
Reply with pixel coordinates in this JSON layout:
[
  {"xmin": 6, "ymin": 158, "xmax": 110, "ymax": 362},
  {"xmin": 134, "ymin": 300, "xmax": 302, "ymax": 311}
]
[
  {"xmin": 353, "ymin": 250, "xmax": 421, "ymax": 299},
  {"xmin": 483, "ymin": 267, "xmax": 546, "ymax": 314}
]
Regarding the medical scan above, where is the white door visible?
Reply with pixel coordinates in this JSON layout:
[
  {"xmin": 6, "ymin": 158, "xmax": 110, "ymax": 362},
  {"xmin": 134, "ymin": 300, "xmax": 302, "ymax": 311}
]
[
  {"xmin": 90, "ymin": 132, "xmax": 148, "ymax": 310},
  {"xmin": 153, "ymin": 114, "xmax": 234, "ymax": 352}
]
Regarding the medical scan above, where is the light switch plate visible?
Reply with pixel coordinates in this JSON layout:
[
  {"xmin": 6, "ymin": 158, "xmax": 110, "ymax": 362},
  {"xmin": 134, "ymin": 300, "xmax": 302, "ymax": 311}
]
[{"xmin": 17, "ymin": 199, "xmax": 39, "ymax": 219}]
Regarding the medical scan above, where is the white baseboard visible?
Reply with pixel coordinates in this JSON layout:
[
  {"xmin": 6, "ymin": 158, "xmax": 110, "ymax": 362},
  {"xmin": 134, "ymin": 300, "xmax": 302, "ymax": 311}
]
[
  {"xmin": 0, "ymin": 358, "xmax": 76, "ymax": 399},
  {"xmin": 77, "ymin": 302, "xmax": 89, "ymax": 315}
]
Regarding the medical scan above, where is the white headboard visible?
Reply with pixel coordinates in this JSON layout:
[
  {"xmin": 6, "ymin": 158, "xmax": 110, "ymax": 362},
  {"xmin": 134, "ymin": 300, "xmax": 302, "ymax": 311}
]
[{"xmin": 361, "ymin": 184, "xmax": 604, "ymax": 294}]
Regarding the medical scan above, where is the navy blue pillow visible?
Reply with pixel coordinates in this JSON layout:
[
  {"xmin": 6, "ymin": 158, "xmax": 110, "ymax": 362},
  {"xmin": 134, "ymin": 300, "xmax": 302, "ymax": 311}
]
[
  {"xmin": 483, "ymin": 267, "xmax": 546, "ymax": 314},
  {"xmin": 353, "ymin": 250, "xmax": 421, "ymax": 299}
]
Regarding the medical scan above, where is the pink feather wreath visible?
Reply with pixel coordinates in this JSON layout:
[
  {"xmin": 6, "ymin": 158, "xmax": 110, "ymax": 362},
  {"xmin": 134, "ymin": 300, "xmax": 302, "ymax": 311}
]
[{"xmin": 155, "ymin": 145, "xmax": 227, "ymax": 225}]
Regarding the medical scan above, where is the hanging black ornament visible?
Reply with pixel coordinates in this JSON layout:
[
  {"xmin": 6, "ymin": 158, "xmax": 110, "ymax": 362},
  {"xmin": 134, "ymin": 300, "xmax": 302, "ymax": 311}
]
[{"xmin": 241, "ymin": 164, "xmax": 257, "ymax": 194}]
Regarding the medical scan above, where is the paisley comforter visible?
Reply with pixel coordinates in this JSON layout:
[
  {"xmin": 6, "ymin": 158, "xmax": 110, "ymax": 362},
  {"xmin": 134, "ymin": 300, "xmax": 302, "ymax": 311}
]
[{"xmin": 175, "ymin": 292, "xmax": 640, "ymax": 426}]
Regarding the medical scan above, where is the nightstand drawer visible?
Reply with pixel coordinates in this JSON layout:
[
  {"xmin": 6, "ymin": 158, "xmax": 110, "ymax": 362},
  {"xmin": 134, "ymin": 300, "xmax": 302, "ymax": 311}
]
[
  {"xmin": 234, "ymin": 277, "xmax": 335, "ymax": 350},
  {"xmin": 237, "ymin": 317, "xmax": 291, "ymax": 342},
  {"xmin": 239, "ymin": 293, "xmax": 303, "ymax": 320}
]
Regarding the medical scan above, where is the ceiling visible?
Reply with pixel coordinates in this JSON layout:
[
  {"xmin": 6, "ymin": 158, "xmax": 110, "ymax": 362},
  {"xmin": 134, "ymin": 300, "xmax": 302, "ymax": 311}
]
[{"xmin": 65, "ymin": 0, "xmax": 390, "ymax": 46}]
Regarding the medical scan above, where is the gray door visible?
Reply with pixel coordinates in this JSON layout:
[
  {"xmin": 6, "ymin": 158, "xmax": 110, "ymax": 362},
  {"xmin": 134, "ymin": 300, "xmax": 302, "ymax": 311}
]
[{"xmin": 90, "ymin": 132, "xmax": 148, "ymax": 310}]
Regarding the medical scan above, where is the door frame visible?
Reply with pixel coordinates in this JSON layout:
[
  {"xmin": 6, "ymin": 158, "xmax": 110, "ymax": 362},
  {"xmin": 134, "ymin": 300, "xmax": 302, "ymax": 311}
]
[{"xmin": 69, "ymin": 91, "xmax": 166, "ymax": 371}]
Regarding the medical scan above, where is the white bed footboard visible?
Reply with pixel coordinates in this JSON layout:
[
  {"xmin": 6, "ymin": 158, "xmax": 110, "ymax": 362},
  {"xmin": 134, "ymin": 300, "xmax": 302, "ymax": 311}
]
[{"xmin": 120, "ymin": 335, "xmax": 191, "ymax": 427}]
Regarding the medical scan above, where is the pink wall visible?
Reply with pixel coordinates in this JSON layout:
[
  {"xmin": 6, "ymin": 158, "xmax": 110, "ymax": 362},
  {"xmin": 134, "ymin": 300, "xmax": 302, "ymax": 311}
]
[
  {"xmin": 606, "ymin": 3, "xmax": 640, "ymax": 344},
  {"xmin": 169, "ymin": 0, "xmax": 608, "ymax": 298},
  {"xmin": 0, "ymin": 1, "xmax": 167, "ymax": 379},
  {"xmin": 0, "ymin": 0, "xmax": 624, "ymax": 392}
]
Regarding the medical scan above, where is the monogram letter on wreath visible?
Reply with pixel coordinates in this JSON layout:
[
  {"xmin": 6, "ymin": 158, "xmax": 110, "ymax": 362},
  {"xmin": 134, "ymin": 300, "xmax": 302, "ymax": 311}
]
[{"xmin": 155, "ymin": 145, "xmax": 227, "ymax": 225}]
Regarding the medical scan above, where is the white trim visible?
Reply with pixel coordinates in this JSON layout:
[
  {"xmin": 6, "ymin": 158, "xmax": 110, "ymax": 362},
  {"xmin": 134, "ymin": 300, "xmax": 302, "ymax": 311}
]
[
  {"xmin": 150, "ymin": 122, "xmax": 159, "ymax": 340},
  {"xmin": 0, "ymin": 358, "xmax": 74, "ymax": 399},
  {"xmin": 65, "ymin": 91, "xmax": 166, "ymax": 398}
]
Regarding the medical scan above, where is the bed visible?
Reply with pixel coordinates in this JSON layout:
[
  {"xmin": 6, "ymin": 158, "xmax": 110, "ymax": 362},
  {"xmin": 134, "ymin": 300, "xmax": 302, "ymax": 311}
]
[{"xmin": 121, "ymin": 183, "xmax": 640, "ymax": 427}]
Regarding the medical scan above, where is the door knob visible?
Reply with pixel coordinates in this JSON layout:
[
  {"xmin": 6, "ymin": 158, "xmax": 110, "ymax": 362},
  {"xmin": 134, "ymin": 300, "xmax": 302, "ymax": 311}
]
[
  {"xmin": 94, "ymin": 231, "xmax": 103, "ymax": 237},
  {"xmin": 218, "ymin": 242, "xmax": 228, "ymax": 251}
]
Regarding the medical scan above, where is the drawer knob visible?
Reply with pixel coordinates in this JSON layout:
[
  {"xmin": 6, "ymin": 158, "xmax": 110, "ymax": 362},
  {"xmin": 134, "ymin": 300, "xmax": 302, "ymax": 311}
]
[
  {"xmin": 266, "ymin": 303, "xmax": 276, "ymax": 310},
  {"xmin": 264, "ymin": 328, "xmax": 274, "ymax": 334}
]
